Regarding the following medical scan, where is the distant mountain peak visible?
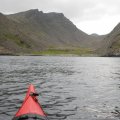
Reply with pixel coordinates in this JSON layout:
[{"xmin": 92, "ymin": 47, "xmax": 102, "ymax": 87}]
[
  {"xmin": 26, "ymin": 9, "xmax": 44, "ymax": 14},
  {"xmin": 28, "ymin": 9, "xmax": 39, "ymax": 12},
  {"xmin": 26, "ymin": 9, "xmax": 65, "ymax": 19},
  {"xmin": 47, "ymin": 12, "xmax": 64, "ymax": 16},
  {"xmin": 25, "ymin": 9, "xmax": 43, "ymax": 18},
  {"xmin": 91, "ymin": 33, "xmax": 99, "ymax": 36},
  {"xmin": 8, "ymin": 9, "xmax": 43, "ymax": 17}
]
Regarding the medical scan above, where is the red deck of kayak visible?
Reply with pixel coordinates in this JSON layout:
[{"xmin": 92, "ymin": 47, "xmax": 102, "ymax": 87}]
[{"xmin": 13, "ymin": 84, "xmax": 47, "ymax": 120}]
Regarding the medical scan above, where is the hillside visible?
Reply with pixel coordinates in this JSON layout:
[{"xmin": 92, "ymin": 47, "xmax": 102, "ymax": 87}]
[
  {"xmin": 0, "ymin": 12, "xmax": 34, "ymax": 54},
  {"xmin": 98, "ymin": 23, "xmax": 120, "ymax": 56},
  {"xmin": 0, "ymin": 9, "xmax": 99, "ymax": 55},
  {"xmin": 8, "ymin": 9, "xmax": 96, "ymax": 48}
]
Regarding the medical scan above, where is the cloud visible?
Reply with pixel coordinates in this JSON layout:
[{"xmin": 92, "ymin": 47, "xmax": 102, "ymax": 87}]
[
  {"xmin": 76, "ymin": 14, "xmax": 120, "ymax": 35},
  {"xmin": 0, "ymin": 0, "xmax": 120, "ymax": 34},
  {"xmin": 1, "ymin": 0, "xmax": 120, "ymax": 20}
]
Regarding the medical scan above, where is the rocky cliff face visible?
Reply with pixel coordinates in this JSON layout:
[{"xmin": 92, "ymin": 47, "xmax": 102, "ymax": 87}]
[{"xmin": 98, "ymin": 23, "xmax": 120, "ymax": 56}]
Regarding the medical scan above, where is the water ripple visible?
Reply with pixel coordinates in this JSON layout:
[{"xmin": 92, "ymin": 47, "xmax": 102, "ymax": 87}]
[{"xmin": 0, "ymin": 56, "xmax": 120, "ymax": 120}]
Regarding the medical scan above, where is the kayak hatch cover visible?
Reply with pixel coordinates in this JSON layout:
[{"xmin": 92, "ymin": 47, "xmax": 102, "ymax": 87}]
[{"xmin": 12, "ymin": 84, "xmax": 48, "ymax": 120}]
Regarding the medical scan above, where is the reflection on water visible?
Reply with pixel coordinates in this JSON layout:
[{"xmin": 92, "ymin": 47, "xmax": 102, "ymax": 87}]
[{"xmin": 0, "ymin": 56, "xmax": 120, "ymax": 120}]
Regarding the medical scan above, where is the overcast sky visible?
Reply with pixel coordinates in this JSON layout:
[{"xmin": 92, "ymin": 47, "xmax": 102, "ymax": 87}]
[{"xmin": 0, "ymin": 0, "xmax": 120, "ymax": 35}]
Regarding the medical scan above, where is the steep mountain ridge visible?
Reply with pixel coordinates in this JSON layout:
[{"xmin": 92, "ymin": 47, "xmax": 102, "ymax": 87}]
[
  {"xmin": 0, "ymin": 12, "xmax": 34, "ymax": 54},
  {"xmin": 98, "ymin": 23, "xmax": 120, "ymax": 56},
  {"xmin": 0, "ymin": 9, "xmax": 104, "ymax": 55},
  {"xmin": 7, "ymin": 9, "xmax": 95, "ymax": 49}
]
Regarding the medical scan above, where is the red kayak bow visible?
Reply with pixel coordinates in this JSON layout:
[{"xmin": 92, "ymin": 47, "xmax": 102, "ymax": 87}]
[{"xmin": 13, "ymin": 84, "xmax": 48, "ymax": 120}]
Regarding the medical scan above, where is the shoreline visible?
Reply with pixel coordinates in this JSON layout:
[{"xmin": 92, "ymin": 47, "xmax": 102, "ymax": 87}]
[{"xmin": 0, "ymin": 53, "xmax": 105, "ymax": 57}]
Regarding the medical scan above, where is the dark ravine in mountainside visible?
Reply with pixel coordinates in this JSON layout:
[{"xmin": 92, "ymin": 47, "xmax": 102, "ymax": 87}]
[
  {"xmin": 98, "ymin": 23, "xmax": 120, "ymax": 56},
  {"xmin": 0, "ymin": 9, "xmax": 102, "ymax": 55}
]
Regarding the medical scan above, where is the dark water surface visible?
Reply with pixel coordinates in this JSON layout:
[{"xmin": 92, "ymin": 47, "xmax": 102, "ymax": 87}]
[{"xmin": 0, "ymin": 56, "xmax": 120, "ymax": 120}]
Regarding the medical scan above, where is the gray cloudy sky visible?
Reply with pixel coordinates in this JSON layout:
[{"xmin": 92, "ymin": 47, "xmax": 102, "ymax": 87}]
[{"xmin": 0, "ymin": 0, "xmax": 120, "ymax": 35}]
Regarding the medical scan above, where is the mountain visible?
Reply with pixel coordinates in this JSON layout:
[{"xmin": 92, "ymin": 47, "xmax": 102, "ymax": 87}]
[
  {"xmin": 91, "ymin": 33, "xmax": 100, "ymax": 37},
  {"xmin": 98, "ymin": 23, "xmax": 120, "ymax": 56},
  {"xmin": 8, "ymin": 9, "xmax": 96, "ymax": 48},
  {"xmin": 2, "ymin": 9, "xmax": 120, "ymax": 56},
  {"xmin": 0, "ymin": 12, "xmax": 34, "ymax": 54},
  {"xmin": 0, "ymin": 9, "xmax": 98, "ymax": 55},
  {"xmin": 91, "ymin": 33, "xmax": 106, "ymax": 40}
]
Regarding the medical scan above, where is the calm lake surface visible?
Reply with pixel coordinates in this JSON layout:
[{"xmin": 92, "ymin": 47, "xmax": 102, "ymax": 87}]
[{"xmin": 0, "ymin": 56, "xmax": 120, "ymax": 120}]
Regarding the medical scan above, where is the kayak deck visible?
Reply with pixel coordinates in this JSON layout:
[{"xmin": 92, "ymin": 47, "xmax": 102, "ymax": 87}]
[{"xmin": 12, "ymin": 84, "xmax": 48, "ymax": 120}]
